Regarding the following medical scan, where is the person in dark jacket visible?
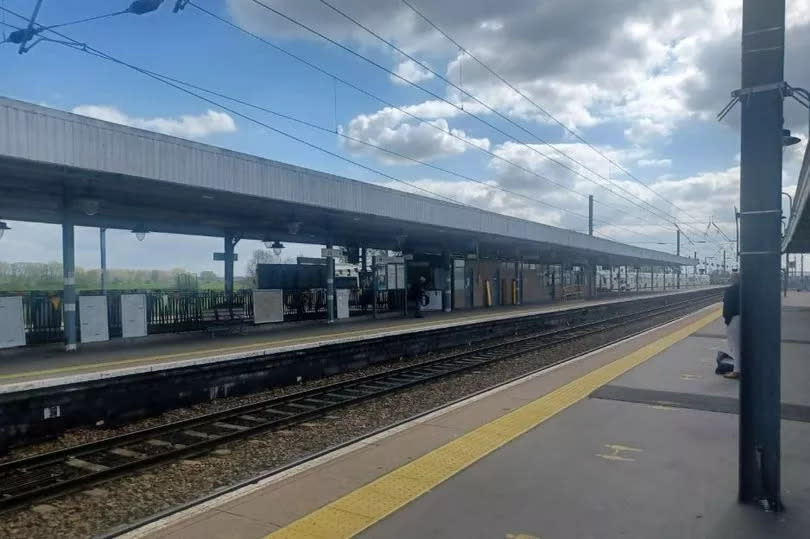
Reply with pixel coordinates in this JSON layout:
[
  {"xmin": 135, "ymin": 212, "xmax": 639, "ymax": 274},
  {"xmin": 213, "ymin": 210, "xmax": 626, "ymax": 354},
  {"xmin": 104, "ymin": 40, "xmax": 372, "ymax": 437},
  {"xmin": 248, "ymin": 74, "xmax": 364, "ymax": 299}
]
[
  {"xmin": 722, "ymin": 271, "xmax": 741, "ymax": 379},
  {"xmin": 414, "ymin": 276, "xmax": 426, "ymax": 318}
]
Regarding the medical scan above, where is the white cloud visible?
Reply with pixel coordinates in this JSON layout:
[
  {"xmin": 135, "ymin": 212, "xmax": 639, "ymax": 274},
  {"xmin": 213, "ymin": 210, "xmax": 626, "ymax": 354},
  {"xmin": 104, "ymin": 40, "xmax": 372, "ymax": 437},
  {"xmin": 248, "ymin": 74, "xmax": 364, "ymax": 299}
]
[
  {"xmin": 227, "ymin": 0, "xmax": 808, "ymax": 143},
  {"xmin": 390, "ymin": 59, "xmax": 435, "ymax": 85},
  {"xmin": 340, "ymin": 107, "xmax": 490, "ymax": 164},
  {"xmin": 637, "ymin": 158, "xmax": 672, "ymax": 168},
  {"xmin": 71, "ymin": 105, "xmax": 237, "ymax": 139}
]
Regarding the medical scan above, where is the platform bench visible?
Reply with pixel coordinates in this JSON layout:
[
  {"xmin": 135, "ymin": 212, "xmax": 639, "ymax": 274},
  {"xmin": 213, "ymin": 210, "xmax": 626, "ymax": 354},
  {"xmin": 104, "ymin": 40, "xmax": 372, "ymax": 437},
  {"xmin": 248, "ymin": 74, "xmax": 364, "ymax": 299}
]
[{"xmin": 202, "ymin": 304, "xmax": 249, "ymax": 337}]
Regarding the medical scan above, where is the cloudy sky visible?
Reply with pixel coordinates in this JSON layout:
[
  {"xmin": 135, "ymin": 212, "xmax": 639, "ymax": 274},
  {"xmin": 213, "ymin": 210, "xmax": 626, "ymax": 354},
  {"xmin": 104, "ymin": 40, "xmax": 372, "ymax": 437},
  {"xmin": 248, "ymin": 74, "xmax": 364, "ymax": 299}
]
[{"xmin": 1, "ymin": 0, "xmax": 808, "ymax": 276}]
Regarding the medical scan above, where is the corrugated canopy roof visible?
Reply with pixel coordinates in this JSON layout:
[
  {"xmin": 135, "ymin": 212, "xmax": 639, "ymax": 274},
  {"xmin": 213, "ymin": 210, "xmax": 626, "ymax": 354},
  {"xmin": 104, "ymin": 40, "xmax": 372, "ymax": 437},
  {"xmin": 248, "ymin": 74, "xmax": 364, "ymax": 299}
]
[{"xmin": 0, "ymin": 97, "xmax": 694, "ymax": 267}]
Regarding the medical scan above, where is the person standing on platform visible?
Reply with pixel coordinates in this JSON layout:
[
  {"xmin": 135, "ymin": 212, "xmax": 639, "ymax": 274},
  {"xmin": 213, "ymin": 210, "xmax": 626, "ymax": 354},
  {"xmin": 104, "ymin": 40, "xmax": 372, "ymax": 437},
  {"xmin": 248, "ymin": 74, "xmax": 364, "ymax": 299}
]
[
  {"xmin": 723, "ymin": 271, "xmax": 741, "ymax": 379},
  {"xmin": 415, "ymin": 276, "xmax": 426, "ymax": 318}
]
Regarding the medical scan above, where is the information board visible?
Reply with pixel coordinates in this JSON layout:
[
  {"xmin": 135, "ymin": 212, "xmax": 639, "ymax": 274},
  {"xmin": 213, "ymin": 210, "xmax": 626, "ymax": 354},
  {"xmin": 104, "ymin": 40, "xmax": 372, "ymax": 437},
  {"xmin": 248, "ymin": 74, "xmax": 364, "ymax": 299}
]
[
  {"xmin": 386, "ymin": 264, "xmax": 398, "ymax": 290},
  {"xmin": 0, "ymin": 296, "xmax": 25, "ymax": 349},
  {"xmin": 336, "ymin": 289, "xmax": 350, "ymax": 319},
  {"xmin": 121, "ymin": 294, "xmax": 147, "ymax": 338},
  {"xmin": 79, "ymin": 295, "xmax": 109, "ymax": 343},
  {"xmin": 253, "ymin": 289, "xmax": 284, "ymax": 324},
  {"xmin": 396, "ymin": 264, "xmax": 405, "ymax": 290},
  {"xmin": 422, "ymin": 290, "xmax": 443, "ymax": 311}
]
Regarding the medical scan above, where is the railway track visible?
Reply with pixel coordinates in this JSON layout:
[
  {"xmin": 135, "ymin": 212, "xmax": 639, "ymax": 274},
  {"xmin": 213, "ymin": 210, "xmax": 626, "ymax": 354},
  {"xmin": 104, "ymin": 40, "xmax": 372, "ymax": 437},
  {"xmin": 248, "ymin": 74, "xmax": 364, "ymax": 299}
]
[{"xmin": 0, "ymin": 294, "xmax": 719, "ymax": 511}]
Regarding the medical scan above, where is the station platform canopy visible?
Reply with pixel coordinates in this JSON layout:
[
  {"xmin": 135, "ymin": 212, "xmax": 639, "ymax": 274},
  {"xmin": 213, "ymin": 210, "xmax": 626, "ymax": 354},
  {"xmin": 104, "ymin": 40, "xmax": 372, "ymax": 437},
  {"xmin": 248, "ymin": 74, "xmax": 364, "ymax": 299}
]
[
  {"xmin": 0, "ymin": 97, "xmax": 694, "ymax": 267},
  {"xmin": 784, "ymin": 145, "xmax": 810, "ymax": 253}
]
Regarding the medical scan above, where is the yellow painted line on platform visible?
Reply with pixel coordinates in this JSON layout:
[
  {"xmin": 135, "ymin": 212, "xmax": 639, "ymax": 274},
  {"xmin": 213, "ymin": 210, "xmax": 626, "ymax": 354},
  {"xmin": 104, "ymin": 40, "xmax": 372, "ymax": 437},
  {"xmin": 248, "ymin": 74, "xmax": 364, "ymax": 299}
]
[
  {"xmin": 266, "ymin": 308, "xmax": 721, "ymax": 539},
  {"xmin": 0, "ymin": 303, "xmax": 581, "ymax": 383}
]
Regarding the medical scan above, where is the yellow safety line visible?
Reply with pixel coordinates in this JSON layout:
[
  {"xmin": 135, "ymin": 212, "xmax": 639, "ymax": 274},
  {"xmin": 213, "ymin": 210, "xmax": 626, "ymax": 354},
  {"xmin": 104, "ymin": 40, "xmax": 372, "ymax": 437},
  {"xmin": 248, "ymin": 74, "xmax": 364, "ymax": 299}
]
[
  {"xmin": 266, "ymin": 308, "xmax": 721, "ymax": 539},
  {"xmin": 0, "ymin": 303, "xmax": 582, "ymax": 382}
]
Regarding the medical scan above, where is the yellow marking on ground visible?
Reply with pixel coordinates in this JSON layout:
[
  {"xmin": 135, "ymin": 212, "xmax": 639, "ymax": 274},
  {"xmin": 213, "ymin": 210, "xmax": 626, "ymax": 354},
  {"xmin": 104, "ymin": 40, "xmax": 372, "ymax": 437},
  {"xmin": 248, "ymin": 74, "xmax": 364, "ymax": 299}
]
[
  {"xmin": 506, "ymin": 534, "xmax": 542, "ymax": 539},
  {"xmin": 680, "ymin": 373, "xmax": 701, "ymax": 380},
  {"xmin": 596, "ymin": 443, "xmax": 643, "ymax": 462},
  {"xmin": 0, "ymin": 304, "xmax": 571, "ymax": 382},
  {"xmin": 265, "ymin": 308, "xmax": 721, "ymax": 539}
]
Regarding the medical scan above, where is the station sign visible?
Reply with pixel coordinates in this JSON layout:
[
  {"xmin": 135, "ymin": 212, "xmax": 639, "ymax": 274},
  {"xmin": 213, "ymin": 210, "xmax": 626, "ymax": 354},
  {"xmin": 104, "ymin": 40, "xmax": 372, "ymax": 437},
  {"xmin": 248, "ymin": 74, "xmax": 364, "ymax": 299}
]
[
  {"xmin": 213, "ymin": 252, "xmax": 238, "ymax": 261},
  {"xmin": 321, "ymin": 248, "xmax": 344, "ymax": 258},
  {"xmin": 376, "ymin": 256, "xmax": 407, "ymax": 264}
]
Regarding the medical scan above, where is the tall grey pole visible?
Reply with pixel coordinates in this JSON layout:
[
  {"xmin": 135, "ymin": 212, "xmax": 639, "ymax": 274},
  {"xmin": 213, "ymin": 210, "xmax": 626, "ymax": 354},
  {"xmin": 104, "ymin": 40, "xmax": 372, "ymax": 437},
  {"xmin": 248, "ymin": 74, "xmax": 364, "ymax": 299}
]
[
  {"xmin": 63, "ymin": 218, "xmax": 78, "ymax": 351},
  {"xmin": 738, "ymin": 0, "xmax": 784, "ymax": 510},
  {"xmin": 676, "ymin": 229, "xmax": 681, "ymax": 289},
  {"xmin": 588, "ymin": 195, "xmax": 596, "ymax": 298},
  {"xmin": 784, "ymin": 252, "xmax": 789, "ymax": 297},
  {"xmin": 444, "ymin": 251, "xmax": 453, "ymax": 312},
  {"xmin": 224, "ymin": 233, "xmax": 235, "ymax": 305},
  {"xmin": 372, "ymin": 255, "xmax": 378, "ymax": 320},
  {"xmin": 100, "ymin": 227, "xmax": 107, "ymax": 294},
  {"xmin": 326, "ymin": 242, "xmax": 335, "ymax": 323}
]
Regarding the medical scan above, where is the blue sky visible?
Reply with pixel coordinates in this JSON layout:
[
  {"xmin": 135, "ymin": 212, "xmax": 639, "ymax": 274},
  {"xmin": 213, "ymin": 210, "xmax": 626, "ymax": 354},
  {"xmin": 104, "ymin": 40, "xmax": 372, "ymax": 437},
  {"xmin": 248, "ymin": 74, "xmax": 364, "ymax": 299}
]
[{"xmin": 1, "ymin": 0, "xmax": 808, "ymax": 276}]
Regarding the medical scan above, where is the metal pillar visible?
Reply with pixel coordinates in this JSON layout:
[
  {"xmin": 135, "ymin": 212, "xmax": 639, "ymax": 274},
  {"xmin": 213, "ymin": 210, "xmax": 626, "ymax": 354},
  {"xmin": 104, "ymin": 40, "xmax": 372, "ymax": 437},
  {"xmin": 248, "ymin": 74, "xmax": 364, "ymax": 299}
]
[
  {"xmin": 62, "ymin": 219, "xmax": 78, "ymax": 351},
  {"xmin": 677, "ymin": 229, "xmax": 681, "ymax": 289},
  {"xmin": 784, "ymin": 252, "xmax": 789, "ymax": 297},
  {"xmin": 402, "ymin": 256, "xmax": 409, "ymax": 316},
  {"xmin": 635, "ymin": 266, "xmax": 640, "ymax": 293},
  {"xmin": 738, "ymin": 0, "xmax": 784, "ymax": 510},
  {"xmin": 224, "ymin": 233, "xmax": 236, "ymax": 305},
  {"xmin": 444, "ymin": 251, "xmax": 452, "ymax": 312},
  {"xmin": 326, "ymin": 242, "xmax": 335, "ymax": 323},
  {"xmin": 513, "ymin": 260, "xmax": 520, "ymax": 305},
  {"xmin": 100, "ymin": 227, "xmax": 107, "ymax": 294},
  {"xmin": 372, "ymin": 255, "xmax": 378, "ymax": 320},
  {"xmin": 650, "ymin": 267, "xmax": 655, "ymax": 291},
  {"xmin": 361, "ymin": 247, "xmax": 367, "ymax": 274},
  {"xmin": 588, "ymin": 195, "xmax": 594, "ymax": 236}
]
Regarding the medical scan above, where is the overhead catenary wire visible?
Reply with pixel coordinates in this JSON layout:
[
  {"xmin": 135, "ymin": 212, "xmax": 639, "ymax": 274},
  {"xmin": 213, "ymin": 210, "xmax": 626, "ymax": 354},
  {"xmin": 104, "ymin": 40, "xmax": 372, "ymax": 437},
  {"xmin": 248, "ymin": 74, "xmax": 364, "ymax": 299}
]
[
  {"xmin": 185, "ymin": 2, "xmax": 715, "ymax": 248},
  {"xmin": 309, "ymin": 0, "xmax": 706, "ymax": 234},
  {"xmin": 0, "ymin": 5, "xmax": 700, "ymax": 254},
  {"xmin": 0, "ymin": 6, "xmax": 661, "ymax": 247},
  {"xmin": 399, "ymin": 0, "xmax": 715, "ymax": 234},
  {"xmin": 109, "ymin": 64, "xmax": 674, "ymax": 244},
  {"xmin": 243, "ymin": 0, "xmax": 690, "ymax": 232}
]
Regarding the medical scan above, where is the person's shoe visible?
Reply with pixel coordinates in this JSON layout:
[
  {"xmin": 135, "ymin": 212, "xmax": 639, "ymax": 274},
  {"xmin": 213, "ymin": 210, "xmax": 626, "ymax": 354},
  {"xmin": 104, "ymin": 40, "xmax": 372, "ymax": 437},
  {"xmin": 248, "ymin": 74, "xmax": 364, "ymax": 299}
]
[{"xmin": 724, "ymin": 371, "xmax": 741, "ymax": 379}]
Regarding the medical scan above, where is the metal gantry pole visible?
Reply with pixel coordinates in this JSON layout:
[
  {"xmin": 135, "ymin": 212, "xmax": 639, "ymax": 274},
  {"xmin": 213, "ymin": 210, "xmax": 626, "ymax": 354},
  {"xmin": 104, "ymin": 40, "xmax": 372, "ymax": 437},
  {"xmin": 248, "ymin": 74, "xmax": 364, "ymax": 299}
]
[
  {"xmin": 100, "ymin": 227, "xmax": 107, "ymax": 294},
  {"xmin": 444, "ymin": 251, "xmax": 453, "ymax": 312},
  {"xmin": 372, "ymin": 255, "xmax": 378, "ymax": 320},
  {"xmin": 224, "ymin": 233, "xmax": 235, "ymax": 305},
  {"xmin": 738, "ymin": 0, "xmax": 784, "ymax": 510},
  {"xmin": 62, "ymin": 218, "xmax": 78, "ymax": 351},
  {"xmin": 677, "ymin": 229, "xmax": 681, "ymax": 289},
  {"xmin": 326, "ymin": 242, "xmax": 335, "ymax": 323}
]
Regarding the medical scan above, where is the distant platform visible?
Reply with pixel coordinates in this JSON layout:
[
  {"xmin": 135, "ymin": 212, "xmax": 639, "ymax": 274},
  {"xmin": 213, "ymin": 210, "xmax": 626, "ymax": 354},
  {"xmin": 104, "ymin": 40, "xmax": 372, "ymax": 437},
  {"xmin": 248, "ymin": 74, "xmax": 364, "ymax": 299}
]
[
  {"xmin": 128, "ymin": 292, "xmax": 810, "ymax": 539},
  {"xmin": 0, "ymin": 288, "xmax": 714, "ymax": 394}
]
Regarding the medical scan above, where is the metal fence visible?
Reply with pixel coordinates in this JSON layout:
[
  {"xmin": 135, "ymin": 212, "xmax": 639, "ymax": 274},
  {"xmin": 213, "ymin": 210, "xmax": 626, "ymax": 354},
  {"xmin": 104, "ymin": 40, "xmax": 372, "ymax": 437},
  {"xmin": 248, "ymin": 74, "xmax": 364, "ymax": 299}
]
[{"xmin": 9, "ymin": 288, "xmax": 404, "ymax": 344}]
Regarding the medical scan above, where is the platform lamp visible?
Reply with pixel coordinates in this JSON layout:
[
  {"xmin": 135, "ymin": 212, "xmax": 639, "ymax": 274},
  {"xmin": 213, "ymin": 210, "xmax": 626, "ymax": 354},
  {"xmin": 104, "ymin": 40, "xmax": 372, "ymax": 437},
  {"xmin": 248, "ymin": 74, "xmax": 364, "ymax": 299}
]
[
  {"xmin": 132, "ymin": 225, "xmax": 148, "ymax": 242},
  {"xmin": 0, "ymin": 220, "xmax": 9, "ymax": 241},
  {"xmin": 265, "ymin": 240, "xmax": 284, "ymax": 257}
]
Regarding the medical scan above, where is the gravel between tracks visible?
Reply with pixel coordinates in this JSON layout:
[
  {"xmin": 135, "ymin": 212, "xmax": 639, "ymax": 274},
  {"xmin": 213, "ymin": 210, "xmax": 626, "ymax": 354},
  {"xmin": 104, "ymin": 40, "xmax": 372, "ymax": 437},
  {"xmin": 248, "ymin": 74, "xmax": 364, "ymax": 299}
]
[{"xmin": 0, "ymin": 303, "xmax": 713, "ymax": 538}]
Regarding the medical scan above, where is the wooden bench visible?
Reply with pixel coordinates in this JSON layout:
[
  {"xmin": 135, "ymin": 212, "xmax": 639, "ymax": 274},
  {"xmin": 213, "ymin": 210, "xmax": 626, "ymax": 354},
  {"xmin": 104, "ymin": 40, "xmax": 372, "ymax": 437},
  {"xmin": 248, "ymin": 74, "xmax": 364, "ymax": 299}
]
[{"xmin": 201, "ymin": 304, "xmax": 248, "ymax": 337}]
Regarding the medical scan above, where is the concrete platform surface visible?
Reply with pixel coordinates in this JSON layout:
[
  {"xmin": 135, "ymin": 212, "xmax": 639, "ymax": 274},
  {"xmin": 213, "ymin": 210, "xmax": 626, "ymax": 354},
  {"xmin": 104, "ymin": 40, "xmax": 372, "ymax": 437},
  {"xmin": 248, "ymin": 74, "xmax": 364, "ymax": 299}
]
[
  {"xmin": 125, "ymin": 293, "xmax": 810, "ymax": 539},
  {"xmin": 0, "ymin": 288, "xmax": 709, "ymax": 392}
]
